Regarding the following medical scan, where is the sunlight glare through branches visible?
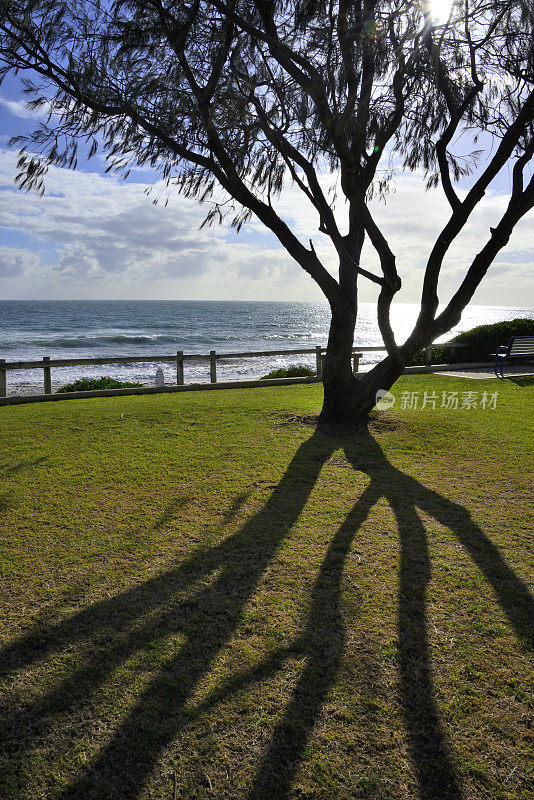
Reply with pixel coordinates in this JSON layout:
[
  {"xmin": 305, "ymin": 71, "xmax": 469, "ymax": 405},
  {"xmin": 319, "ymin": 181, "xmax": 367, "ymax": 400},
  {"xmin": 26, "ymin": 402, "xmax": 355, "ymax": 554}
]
[{"xmin": 430, "ymin": 0, "xmax": 454, "ymax": 22}]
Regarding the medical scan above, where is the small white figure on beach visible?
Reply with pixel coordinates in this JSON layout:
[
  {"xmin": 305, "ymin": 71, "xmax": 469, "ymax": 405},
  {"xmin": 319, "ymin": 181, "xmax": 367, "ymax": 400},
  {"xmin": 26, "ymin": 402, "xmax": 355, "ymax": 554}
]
[{"xmin": 155, "ymin": 367, "xmax": 165, "ymax": 387}]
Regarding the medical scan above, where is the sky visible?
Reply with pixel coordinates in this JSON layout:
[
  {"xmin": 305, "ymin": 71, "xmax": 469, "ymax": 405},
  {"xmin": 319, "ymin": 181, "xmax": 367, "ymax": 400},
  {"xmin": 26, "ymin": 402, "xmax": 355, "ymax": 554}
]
[{"xmin": 0, "ymin": 74, "xmax": 533, "ymax": 307}]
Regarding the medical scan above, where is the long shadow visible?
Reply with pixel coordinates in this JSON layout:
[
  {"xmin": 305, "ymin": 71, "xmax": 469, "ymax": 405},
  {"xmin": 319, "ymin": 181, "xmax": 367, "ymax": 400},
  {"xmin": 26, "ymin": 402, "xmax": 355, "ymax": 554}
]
[
  {"xmin": 343, "ymin": 434, "xmax": 464, "ymax": 800},
  {"xmin": 247, "ymin": 428, "xmax": 532, "ymax": 800},
  {"xmin": 0, "ymin": 492, "xmax": 249, "ymax": 684},
  {"xmin": 1, "ymin": 427, "xmax": 532, "ymax": 800},
  {"xmin": 0, "ymin": 431, "xmax": 337, "ymax": 800},
  {"xmin": 341, "ymin": 432, "xmax": 533, "ymax": 799},
  {"xmin": 0, "ymin": 456, "xmax": 48, "ymax": 475},
  {"xmin": 507, "ymin": 375, "xmax": 534, "ymax": 387},
  {"xmin": 0, "ymin": 457, "xmax": 48, "ymax": 514},
  {"xmin": 246, "ymin": 480, "xmax": 381, "ymax": 799}
]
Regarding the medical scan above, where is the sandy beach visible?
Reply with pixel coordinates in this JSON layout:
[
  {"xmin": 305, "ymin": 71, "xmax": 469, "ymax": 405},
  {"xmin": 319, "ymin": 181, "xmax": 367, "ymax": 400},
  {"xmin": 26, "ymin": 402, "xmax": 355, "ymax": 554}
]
[{"xmin": 3, "ymin": 381, "xmax": 152, "ymax": 398}]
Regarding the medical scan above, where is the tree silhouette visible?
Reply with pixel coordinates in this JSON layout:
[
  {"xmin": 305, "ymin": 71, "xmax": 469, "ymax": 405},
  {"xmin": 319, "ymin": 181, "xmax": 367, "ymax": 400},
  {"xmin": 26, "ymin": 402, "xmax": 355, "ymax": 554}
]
[{"xmin": 1, "ymin": 0, "xmax": 533, "ymax": 421}]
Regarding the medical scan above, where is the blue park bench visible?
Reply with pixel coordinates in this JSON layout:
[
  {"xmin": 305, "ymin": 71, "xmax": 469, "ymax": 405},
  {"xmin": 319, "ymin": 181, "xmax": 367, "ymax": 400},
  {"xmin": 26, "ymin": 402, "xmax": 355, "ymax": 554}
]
[{"xmin": 491, "ymin": 336, "xmax": 534, "ymax": 378}]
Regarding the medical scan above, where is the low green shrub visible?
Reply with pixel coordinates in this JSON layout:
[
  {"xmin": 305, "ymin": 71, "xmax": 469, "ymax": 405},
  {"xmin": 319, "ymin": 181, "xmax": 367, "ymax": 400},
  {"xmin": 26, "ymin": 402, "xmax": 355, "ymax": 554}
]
[
  {"xmin": 260, "ymin": 364, "xmax": 316, "ymax": 380},
  {"xmin": 409, "ymin": 318, "xmax": 534, "ymax": 366},
  {"xmin": 56, "ymin": 376, "xmax": 144, "ymax": 393}
]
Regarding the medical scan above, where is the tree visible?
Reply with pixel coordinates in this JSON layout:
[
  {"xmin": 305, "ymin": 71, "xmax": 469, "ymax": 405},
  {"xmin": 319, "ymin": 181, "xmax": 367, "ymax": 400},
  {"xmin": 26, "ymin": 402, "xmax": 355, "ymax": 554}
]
[{"xmin": 1, "ymin": 0, "xmax": 533, "ymax": 424}]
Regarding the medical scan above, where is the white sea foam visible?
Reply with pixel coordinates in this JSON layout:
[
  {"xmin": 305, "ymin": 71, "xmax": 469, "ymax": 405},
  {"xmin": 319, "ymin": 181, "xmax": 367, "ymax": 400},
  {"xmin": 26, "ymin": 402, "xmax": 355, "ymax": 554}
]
[{"xmin": 1, "ymin": 300, "xmax": 532, "ymax": 392}]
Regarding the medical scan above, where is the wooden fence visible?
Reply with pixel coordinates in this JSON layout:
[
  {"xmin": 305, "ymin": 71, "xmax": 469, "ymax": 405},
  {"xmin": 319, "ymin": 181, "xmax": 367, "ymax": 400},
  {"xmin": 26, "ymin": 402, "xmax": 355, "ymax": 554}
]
[{"xmin": 0, "ymin": 342, "xmax": 466, "ymax": 398}]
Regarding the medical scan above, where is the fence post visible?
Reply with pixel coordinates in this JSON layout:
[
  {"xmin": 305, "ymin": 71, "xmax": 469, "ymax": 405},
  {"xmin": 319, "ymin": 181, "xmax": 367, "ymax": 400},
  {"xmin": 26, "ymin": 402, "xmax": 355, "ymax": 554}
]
[
  {"xmin": 315, "ymin": 346, "xmax": 322, "ymax": 378},
  {"xmin": 43, "ymin": 356, "xmax": 52, "ymax": 394},
  {"xmin": 352, "ymin": 354, "xmax": 360, "ymax": 374},
  {"xmin": 0, "ymin": 360, "xmax": 6, "ymax": 398},
  {"xmin": 176, "ymin": 350, "xmax": 184, "ymax": 385},
  {"xmin": 210, "ymin": 350, "xmax": 217, "ymax": 383},
  {"xmin": 425, "ymin": 345, "xmax": 433, "ymax": 368}
]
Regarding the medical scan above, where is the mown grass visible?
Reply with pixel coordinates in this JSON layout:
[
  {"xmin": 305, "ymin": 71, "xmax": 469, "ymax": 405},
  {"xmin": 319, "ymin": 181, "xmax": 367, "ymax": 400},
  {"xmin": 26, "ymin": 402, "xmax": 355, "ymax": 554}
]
[{"xmin": 0, "ymin": 375, "xmax": 532, "ymax": 800}]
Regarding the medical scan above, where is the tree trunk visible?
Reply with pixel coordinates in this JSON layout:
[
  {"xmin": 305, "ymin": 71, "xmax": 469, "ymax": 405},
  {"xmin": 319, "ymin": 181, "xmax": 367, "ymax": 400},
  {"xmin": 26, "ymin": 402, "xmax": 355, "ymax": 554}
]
[{"xmin": 319, "ymin": 307, "xmax": 407, "ymax": 426}]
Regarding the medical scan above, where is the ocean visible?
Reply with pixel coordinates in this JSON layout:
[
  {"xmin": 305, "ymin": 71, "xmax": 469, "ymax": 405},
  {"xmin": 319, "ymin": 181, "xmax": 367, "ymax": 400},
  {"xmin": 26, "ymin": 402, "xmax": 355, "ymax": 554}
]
[{"xmin": 1, "ymin": 300, "xmax": 532, "ymax": 390}]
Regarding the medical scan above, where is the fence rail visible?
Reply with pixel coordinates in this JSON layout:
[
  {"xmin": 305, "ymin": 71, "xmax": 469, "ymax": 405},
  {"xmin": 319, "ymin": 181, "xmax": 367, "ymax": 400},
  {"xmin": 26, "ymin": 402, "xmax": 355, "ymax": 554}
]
[{"xmin": 0, "ymin": 342, "xmax": 467, "ymax": 398}]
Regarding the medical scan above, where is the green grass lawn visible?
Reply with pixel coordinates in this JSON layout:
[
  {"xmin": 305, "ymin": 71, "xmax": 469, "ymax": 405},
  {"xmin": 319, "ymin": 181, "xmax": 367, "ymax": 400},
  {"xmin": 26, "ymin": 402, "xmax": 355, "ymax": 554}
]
[{"xmin": 0, "ymin": 375, "xmax": 532, "ymax": 800}]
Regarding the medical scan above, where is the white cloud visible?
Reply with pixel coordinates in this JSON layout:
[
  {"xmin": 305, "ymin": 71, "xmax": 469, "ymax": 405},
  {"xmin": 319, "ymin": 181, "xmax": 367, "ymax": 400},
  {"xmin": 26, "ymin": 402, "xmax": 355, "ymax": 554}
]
[
  {"xmin": 244, "ymin": 169, "xmax": 533, "ymax": 303},
  {"xmin": 0, "ymin": 149, "xmax": 231, "ymax": 284},
  {"xmin": 0, "ymin": 147, "xmax": 532, "ymax": 304},
  {"xmin": 0, "ymin": 246, "xmax": 39, "ymax": 277},
  {"xmin": 0, "ymin": 96, "xmax": 44, "ymax": 120}
]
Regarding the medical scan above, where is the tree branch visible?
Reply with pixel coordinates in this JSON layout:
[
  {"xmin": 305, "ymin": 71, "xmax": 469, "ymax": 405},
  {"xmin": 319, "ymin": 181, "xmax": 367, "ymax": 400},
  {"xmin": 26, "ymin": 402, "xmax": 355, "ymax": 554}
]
[
  {"xmin": 419, "ymin": 88, "xmax": 534, "ymax": 322},
  {"xmin": 334, "ymin": 0, "xmax": 361, "ymax": 134},
  {"xmin": 433, "ymin": 171, "xmax": 534, "ymax": 336}
]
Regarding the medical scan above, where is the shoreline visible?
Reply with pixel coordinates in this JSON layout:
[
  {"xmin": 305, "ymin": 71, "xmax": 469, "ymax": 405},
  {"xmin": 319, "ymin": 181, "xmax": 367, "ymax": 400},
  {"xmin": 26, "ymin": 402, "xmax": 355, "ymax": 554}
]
[{"xmin": 3, "ymin": 381, "xmax": 151, "ymax": 398}]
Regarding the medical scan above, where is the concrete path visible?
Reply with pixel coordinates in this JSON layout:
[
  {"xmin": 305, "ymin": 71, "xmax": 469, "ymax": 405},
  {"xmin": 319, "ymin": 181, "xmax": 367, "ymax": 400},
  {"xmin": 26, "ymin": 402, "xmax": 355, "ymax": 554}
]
[{"xmin": 431, "ymin": 365, "xmax": 534, "ymax": 380}]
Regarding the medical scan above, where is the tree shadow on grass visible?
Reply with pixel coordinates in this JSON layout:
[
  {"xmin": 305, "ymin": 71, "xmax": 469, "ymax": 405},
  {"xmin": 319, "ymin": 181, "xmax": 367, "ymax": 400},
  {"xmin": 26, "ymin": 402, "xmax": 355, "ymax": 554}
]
[
  {"xmin": 344, "ymin": 433, "xmax": 532, "ymax": 799},
  {"xmin": 0, "ymin": 431, "xmax": 337, "ymax": 799},
  {"xmin": 0, "ymin": 427, "xmax": 532, "ymax": 800},
  {"xmin": 0, "ymin": 456, "xmax": 48, "ymax": 475},
  {"xmin": 0, "ymin": 457, "xmax": 49, "ymax": 514},
  {"xmin": 246, "ymin": 429, "xmax": 533, "ymax": 800},
  {"xmin": 507, "ymin": 375, "xmax": 534, "ymax": 387}
]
